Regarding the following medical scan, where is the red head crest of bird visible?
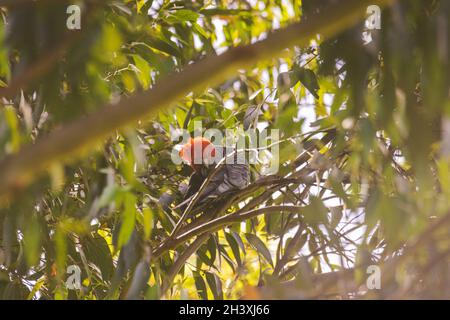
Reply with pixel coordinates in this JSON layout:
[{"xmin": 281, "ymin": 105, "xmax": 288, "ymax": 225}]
[{"xmin": 179, "ymin": 137, "xmax": 216, "ymax": 172}]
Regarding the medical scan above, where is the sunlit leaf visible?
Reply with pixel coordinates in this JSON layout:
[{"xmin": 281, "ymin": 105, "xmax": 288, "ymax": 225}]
[{"xmin": 245, "ymin": 233, "xmax": 273, "ymax": 267}]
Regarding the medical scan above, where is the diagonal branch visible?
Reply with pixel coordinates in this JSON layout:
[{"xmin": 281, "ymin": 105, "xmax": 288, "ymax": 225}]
[
  {"xmin": 152, "ymin": 205, "xmax": 304, "ymax": 259},
  {"xmin": 160, "ymin": 232, "xmax": 210, "ymax": 296}
]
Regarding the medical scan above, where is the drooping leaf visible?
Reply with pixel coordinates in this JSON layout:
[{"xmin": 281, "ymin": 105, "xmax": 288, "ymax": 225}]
[
  {"xmin": 245, "ymin": 233, "xmax": 274, "ymax": 267},
  {"xmin": 125, "ymin": 260, "xmax": 151, "ymax": 300},
  {"xmin": 225, "ymin": 231, "xmax": 242, "ymax": 266},
  {"xmin": 295, "ymin": 67, "xmax": 320, "ymax": 99},
  {"xmin": 83, "ymin": 234, "xmax": 114, "ymax": 281},
  {"xmin": 117, "ymin": 192, "xmax": 137, "ymax": 249},
  {"xmin": 131, "ymin": 54, "xmax": 152, "ymax": 89},
  {"xmin": 205, "ymin": 272, "xmax": 223, "ymax": 300},
  {"xmin": 193, "ymin": 271, "xmax": 208, "ymax": 300}
]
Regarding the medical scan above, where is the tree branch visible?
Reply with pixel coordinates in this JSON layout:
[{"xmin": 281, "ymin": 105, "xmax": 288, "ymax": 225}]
[
  {"xmin": 160, "ymin": 232, "xmax": 210, "ymax": 296},
  {"xmin": 152, "ymin": 205, "xmax": 304, "ymax": 259}
]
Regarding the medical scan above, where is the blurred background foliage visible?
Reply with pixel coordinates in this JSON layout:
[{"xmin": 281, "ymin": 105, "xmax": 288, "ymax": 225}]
[{"xmin": 0, "ymin": 0, "xmax": 449, "ymax": 300}]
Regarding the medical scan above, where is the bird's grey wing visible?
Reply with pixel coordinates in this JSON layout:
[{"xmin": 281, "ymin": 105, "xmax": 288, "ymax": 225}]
[{"xmin": 202, "ymin": 163, "xmax": 249, "ymax": 199}]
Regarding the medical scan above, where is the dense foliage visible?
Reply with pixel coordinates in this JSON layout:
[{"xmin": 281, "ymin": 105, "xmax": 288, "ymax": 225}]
[{"xmin": 0, "ymin": 0, "xmax": 449, "ymax": 299}]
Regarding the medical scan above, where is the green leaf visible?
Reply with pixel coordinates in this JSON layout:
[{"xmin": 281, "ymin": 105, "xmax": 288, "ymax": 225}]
[
  {"xmin": 231, "ymin": 231, "xmax": 246, "ymax": 254},
  {"xmin": 23, "ymin": 213, "xmax": 41, "ymax": 267},
  {"xmin": 192, "ymin": 23, "xmax": 208, "ymax": 38},
  {"xmin": 145, "ymin": 283, "xmax": 160, "ymax": 300},
  {"xmin": 205, "ymin": 272, "xmax": 223, "ymax": 300},
  {"xmin": 147, "ymin": 36, "xmax": 181, "ymax": 58},
  {"xmin": 170, "ymin": 9, "xmax": 199, "ymax": 23},
  {"xmin": 125, "ymin": 261, "xmax": 151, "ymax": 300},
  {"xmin": 218, "ymin": 245, "xmax": 236, "ymax": 273},
  {"xmin": 295, "ymin": 67, "xmax": 320, "ymax": 99},
  {"xmin": 245, "ymin": 233, "xmax": 274, "ymax": 267},
  {"xmin": 277, "ymin": 71, "xmax": 298, "ymax": 94},
  {"xmin": 98, "ymin": 184, "xmax": 121, "ymax": 207},
  {"xmin": 225, "ymin": 232, "xmax": 242, "ymax": 266},
  {"xmin": 142, "ymin": 206, "xmax": 153, "ymax": 239},
  {"xmin": 3, "ymin": 282, "xmax": 29, "ymax": 300},
  {"xmin": 111, "ymin": 2, "xmax": 132, "ymax": 15},
  {"xmin": 220, "ymin": 108, "xmax": 236, "ymax": 128},
  {"xmin": 329, "ymin": 206, "xmax": 343, "ymax": 230},
  {"xmin": 27, "ymin": 279, "xmax": 44, "ymax": 300},
  {"xmin": 243, "ymin": 105, "xmax": 261, "ymax": 130},
  {"xmin": 93, "ymin": 25, "xmax": 123, "ymax": 64},
  {"xmin": 193, "ymin": 271, "xmax": 208, "ymax": 300},
  {"xmin": 249, "ymin": 88, "xmax": 263, "ymax": 100},
  {"xmin": 295, "ymin": 233, "xmax": 309, "ymax": 255},
  {"xmin": 199, "ymin": 8, "xmax": 252, "ymax": 16},
  {"xmin": 4, "ymin": 106, "xmax": 21, "ymax": 152},
  {"xmin": 131, "ymin": 54, "xmax": 152, "ymax": 89},
  {"xmin": 197, "ymin": 245, "xmax": 214, "ymax": 267},
  {"xmin": 83, "ymin": 235, "xmax": 114, "ymax": 281},
  {"xmin": 275, "ymin": 97, "xmax": 298, "ymax": 136},
  {"xmin": 206, "ymin": 236, "xmax": 217, "ymax": 265},
  {"xmin": 136, "ymin": 0, "xmax": 153, "ymax": 14},
  {"xmin": 117, "ymin": 192, "xmax": 137, "ymax": 249},
  {"xmin": 55, "ymin": 225, "xmax": 67, "ymax": 278},
  {"xmin": 302, "ymin": 196, "xmax": 328, "ymax": 225}
]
